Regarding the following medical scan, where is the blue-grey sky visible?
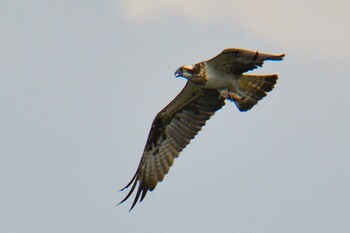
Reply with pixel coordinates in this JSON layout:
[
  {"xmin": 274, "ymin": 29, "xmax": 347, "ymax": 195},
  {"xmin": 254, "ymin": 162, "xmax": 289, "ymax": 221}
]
[{"xmin": 1, "ymin": 1, "xmax": 350, "ymax": 233}]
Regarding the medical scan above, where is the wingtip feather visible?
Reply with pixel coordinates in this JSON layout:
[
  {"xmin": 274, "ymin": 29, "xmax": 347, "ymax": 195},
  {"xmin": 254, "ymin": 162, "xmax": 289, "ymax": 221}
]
[{"xmin": 119, "ymin": 172, "xmax": 138, "ymax": 191}]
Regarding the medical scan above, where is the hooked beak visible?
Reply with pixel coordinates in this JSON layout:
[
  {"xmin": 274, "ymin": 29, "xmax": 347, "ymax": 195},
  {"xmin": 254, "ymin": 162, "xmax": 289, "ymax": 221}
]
[{"xmin": 174, "ymin": 70, "xmax": 181, "ymax": 78}]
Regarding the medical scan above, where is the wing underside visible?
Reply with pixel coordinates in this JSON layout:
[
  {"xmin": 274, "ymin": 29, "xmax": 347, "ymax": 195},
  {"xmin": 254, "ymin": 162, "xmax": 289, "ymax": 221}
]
[{"xmin": 119, "ymin": 82, "xmax": 225, "ymax": 210}]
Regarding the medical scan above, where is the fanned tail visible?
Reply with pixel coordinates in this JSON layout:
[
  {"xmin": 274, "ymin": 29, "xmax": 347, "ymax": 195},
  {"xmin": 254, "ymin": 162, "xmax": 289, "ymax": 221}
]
[{"xmin": 234, "ymin": 74, "xmax": 278, "ymax": 111}]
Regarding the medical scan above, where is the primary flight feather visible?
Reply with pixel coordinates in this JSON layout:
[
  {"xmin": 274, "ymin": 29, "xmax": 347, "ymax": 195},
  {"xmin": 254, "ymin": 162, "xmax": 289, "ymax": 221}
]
[{"xmin": 119, "ymin": 48, "xmax": 285, "ymax": 210}]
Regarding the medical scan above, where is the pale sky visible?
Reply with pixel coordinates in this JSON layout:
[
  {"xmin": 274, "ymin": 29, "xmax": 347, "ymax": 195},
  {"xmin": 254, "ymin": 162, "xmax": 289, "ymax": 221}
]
[{"xmin": 1, "ymin": 1, "xmax": 350, "ymax": 233}]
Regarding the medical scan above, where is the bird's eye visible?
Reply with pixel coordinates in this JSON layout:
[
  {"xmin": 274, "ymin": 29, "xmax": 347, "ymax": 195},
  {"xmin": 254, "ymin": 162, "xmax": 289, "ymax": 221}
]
[{"xmin": 183, "ymin": 67, "xmax": 191, "ymax": 74}]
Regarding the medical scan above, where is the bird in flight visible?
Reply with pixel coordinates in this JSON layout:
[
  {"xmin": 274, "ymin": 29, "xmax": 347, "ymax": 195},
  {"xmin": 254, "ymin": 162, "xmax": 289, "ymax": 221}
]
[{"xmin": 119, "ymin": 48, "xmax": 285, "ymax": 210}]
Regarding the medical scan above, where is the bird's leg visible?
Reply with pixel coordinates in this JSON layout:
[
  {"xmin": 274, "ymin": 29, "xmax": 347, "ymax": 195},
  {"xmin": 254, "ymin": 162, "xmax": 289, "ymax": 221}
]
[
  {"xmin": 219, "ymin": 89, "xmax": 229, "ymax": 99},
  {"xmin": 219, "ymin": 89, "xmax": 241, "ymax": 101}
]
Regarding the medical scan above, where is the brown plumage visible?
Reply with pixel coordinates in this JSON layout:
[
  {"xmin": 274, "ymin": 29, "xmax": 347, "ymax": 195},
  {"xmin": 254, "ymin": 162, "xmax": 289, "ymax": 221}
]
[{"xmin": 119, "ymin": 48, "xmax": 284, "ymax": 210}]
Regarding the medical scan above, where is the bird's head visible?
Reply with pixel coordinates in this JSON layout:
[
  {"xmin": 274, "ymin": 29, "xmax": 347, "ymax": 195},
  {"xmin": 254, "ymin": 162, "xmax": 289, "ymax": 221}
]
[{"xmin": 174, "ymin": 65, "xmax": 195, "ymax": 80}]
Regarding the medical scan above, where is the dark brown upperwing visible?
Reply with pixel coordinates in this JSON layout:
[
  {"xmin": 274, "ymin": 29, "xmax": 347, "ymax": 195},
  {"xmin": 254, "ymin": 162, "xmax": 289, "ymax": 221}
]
[
  {"xmin": 206, "ymin": 48, "xmax": 285, "ymax": 74},
  {"xmin": 119, "ymin": 82, "xmax": 225, "ymax": 210}
]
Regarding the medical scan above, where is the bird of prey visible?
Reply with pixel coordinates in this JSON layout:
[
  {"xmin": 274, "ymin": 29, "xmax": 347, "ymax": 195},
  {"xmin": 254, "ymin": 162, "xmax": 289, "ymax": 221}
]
[{"xmin": 119, "ymin": 48, "xmax": 285, "ymax": 210}]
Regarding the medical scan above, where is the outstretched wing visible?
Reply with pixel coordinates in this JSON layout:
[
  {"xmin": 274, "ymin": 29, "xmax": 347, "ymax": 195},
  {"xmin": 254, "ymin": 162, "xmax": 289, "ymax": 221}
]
[
  {"xmin": 206, "ymin": 48, "xmax": 285, "ymax": 74},
  {"xmin": 119, "ymin": 82, "xmax": 225, "ymax": 210}
]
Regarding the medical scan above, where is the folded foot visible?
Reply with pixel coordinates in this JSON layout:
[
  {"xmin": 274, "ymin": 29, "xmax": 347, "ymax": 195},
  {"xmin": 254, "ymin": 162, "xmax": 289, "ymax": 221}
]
[{"xmin": 219, "ymin": 89, "xmax": 241, "ymax": 101}]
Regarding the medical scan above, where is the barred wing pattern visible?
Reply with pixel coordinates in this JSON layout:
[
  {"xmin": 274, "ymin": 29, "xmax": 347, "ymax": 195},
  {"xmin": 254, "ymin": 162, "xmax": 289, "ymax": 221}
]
[{"xmin": 119, "ymin": 82, "xmax": 225, "ymax": 210}]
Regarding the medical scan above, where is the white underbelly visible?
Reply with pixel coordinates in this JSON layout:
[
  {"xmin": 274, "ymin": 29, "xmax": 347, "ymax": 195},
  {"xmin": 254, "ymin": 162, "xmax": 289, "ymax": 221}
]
[{"xmin": 204, "ymin": 69, "xmax": 239, "ymax": 91}]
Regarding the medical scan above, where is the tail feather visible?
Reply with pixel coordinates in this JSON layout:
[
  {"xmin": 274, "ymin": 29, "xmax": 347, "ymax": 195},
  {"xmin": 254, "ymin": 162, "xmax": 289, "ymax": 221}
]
[{"xmin": 234, "ymin": 74, "xmax": 278, "ymax": 111}]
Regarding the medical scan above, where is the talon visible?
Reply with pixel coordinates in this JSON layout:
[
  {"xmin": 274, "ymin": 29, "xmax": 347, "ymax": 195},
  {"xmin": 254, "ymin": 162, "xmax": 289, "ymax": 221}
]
[
  {"xmin": 253, "ymin": 51, "xmax": 259, "ymax": 60},
  {"xmin": 219, "ymin": 89, "xmax": 241, "ymax": 101},
  {"xmin": 219, "ymin": 89, "xmax": 229, "ymax": 99},
  {"xmin": 228, "ymin": 92, "xmax": 241, "ymax": 101}
]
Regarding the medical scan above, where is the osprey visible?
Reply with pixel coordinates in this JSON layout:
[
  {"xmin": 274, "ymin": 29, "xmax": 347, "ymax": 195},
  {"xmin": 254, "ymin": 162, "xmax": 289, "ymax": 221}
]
[{"xmin": 120, "ymin": 48, "xmax": 285, "ymax": 210}]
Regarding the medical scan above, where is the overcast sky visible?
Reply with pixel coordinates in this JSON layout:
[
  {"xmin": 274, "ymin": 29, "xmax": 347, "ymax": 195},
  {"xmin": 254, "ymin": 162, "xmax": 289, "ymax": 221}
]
[{"xmin": 1, "ymin": 1, "xmax": 350, "ymax": 233}]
